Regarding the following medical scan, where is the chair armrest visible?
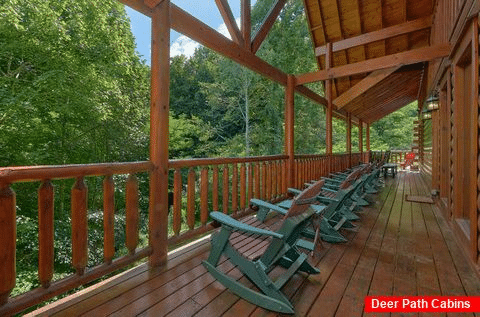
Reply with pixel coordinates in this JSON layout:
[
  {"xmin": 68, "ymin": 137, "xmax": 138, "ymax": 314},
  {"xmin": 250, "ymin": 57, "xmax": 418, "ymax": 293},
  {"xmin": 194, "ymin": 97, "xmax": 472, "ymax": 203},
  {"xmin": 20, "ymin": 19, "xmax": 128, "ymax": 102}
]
[
  {"xmin": 316, "ymin": 196, "xmax": 339, "ymax": 203},
  {"xmin": 210, "ymin": 212, "xmax": 284, "ymax": 239},
  {"xmin": 322, "ymin": 187, "xmax": 338, "ymax": 193},
  {"xmin": 288, "ymin": 188, "xmax": 301, "ymax": 195},
  {"xmin": 250, "ymin": 199, "xmax": 288, "ymax": 215},
  {"xmin": 294, "ymin": 197, "xmax": 318, "ymax": 205}
]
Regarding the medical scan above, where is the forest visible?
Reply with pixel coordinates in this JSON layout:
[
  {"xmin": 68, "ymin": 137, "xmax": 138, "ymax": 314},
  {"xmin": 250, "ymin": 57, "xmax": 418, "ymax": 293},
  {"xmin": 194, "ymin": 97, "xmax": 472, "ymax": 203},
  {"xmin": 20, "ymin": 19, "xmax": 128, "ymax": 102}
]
[{"xmin": 0, "ymin": 0, "xmax": 416, "ymax": 298}]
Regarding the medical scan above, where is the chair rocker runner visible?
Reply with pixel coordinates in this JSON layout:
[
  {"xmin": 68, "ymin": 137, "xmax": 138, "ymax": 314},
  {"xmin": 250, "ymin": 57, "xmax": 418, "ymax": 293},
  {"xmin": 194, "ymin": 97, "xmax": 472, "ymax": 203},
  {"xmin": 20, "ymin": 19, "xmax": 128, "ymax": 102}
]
[{"xmin": 203, "ymin": 183, "xmax": 325, "ymax": 314}]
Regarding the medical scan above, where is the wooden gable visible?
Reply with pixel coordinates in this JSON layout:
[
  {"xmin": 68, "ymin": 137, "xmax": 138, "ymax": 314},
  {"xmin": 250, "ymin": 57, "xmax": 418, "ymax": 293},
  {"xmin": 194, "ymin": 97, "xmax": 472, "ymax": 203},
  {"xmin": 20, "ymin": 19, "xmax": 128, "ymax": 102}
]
[{"xmin": 302, "ymin": 0, "xmax": 434, "ymax": 123}]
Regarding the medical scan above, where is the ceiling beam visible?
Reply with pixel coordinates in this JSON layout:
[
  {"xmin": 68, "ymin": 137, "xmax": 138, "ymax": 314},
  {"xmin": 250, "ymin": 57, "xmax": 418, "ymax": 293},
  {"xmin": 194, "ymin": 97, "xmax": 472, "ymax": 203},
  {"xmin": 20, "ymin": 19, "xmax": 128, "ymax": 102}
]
[
  {"xmin": 296, "ymin": 43, "xmax": 450, "ymax": 85},
  {"xmin": 334, "ymin": 66, "xmax": 400, "ymax": 109},
  {"xmin": 315, "ymin": 15, "xmax": 432, "ymax": 56},
  {"xmin": 215, "ymin": 0, "xmax": 244, "ymax": 45},
  {"xmin": 251, "ymin": 0, "xmax": 287, "ymax": 53}
]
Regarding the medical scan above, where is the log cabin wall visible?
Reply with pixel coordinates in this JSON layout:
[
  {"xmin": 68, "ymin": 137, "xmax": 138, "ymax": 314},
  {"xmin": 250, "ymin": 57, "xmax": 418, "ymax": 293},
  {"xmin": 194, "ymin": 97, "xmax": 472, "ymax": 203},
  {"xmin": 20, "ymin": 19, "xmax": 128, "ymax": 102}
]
[{"xmin": 426, "ymin": 0, "xmax": 479, "ymax": 263}]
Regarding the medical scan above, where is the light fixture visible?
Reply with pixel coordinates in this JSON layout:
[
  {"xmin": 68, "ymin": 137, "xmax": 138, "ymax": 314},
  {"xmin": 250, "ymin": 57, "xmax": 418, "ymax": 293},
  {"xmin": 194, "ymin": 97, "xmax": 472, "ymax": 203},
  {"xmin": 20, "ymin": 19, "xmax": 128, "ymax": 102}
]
[{"xmin": 425, "ymin": 95, "xmax": 439, "ymax": 111}]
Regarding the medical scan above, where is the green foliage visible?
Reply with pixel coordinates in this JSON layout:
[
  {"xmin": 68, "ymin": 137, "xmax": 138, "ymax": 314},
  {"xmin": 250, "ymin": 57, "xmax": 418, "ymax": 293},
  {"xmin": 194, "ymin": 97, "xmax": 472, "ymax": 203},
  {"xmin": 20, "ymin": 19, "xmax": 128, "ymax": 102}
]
[
  {"xmin": 0, "ymin": 0, "xmax": 150, "ymax": 167},
  {"xmin": 370, "ymin": 101, "xmax": 417, "ymax": 150}
]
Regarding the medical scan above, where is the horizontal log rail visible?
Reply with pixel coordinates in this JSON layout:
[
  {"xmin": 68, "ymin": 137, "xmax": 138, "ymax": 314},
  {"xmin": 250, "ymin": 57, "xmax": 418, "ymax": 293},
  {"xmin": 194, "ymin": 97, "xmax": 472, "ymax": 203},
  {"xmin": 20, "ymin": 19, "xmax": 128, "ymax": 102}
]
[
  {"xmin": 0, "ymin": 161, "xmax": 154, "ymax": 184},
  {"xmin": 169, "ymin": 154, "xmax": 288, "ymax": 168}
]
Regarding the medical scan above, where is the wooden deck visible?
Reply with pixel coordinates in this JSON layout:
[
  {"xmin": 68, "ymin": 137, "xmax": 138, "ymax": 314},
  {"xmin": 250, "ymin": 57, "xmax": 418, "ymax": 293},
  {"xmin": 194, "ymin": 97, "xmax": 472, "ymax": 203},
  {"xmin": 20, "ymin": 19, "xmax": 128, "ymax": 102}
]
[{"xmin": 29, "ymin": 172, "xmax": 480, "ymax": 317}]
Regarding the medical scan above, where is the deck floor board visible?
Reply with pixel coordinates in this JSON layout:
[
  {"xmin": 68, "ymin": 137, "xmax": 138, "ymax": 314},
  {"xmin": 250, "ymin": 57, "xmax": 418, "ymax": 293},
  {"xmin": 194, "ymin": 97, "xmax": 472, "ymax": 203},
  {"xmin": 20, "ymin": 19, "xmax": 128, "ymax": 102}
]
[{"xmin": 28, "ymin": 172, "xmax": 480, "ymax": 317}]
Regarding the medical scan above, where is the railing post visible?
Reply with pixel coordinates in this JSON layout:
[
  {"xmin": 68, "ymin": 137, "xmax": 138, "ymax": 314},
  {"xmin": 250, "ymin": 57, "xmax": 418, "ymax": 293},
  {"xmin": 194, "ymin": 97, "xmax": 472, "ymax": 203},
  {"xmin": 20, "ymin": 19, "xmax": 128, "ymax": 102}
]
[
  {"xmin": 0, "ymin": 184, "xmax": 16, "ymax": 305},
  {"xmin": 71, "ymin": 178, "xmax": 88, "ymax": 275},
  {"xmin": 149, "ymin": 0, "xmax": 170, "ymax": 267},
  {"xmin": 103, "ymin": 176, "xmax": 115, "ymax": 264},
  {"xmin": 285, "ymin": 75, "xmax": 295, "ymax": 188},
  {"xmin": 173, "ymin": 169, "xmax": 182, "ymax": 235},
  {"xmin": 38, "ymin": 180, "xmax": 54, "ymax": 287},
  {"xmin": 126, "ymin": 174, "xmax": 139, "ymax": 254}
]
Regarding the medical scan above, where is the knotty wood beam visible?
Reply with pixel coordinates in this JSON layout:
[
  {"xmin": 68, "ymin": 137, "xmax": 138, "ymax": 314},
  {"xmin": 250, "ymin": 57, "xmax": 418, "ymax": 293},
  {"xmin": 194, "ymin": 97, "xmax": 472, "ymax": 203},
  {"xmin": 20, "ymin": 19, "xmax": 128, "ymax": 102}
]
[
  {"xmin": 315, "ymin": 16, "xmax": 432, "ymax": 56},
  {"xmin": 297, "ymin": 44, "xmax": 450, "ymax": 85},
  {"xmin": 334, "ymin": 66, "xmax": 400, "ymax": 109},
  {"xmin": 215, "ymin": 0, "xmax": 244, "ymax": 45},
  {"xmin": 241, "ymin": 0, "xmax": 251, "ymax": 50},
  {"xmin": 251, "ymin": 0, "xmax": 287, "ymax": 53},
  {"xmin": 149, "ymin": 1, "xmax": 170, "ymax": 267}
]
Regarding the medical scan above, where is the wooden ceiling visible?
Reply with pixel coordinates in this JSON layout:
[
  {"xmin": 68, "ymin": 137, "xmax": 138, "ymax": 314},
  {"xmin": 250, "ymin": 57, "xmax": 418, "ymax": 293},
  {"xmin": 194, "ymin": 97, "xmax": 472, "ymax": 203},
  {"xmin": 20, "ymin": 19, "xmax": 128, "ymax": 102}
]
[{"xmin": 302, "ymin": 0, "xmax": 434, "ymax": 123}]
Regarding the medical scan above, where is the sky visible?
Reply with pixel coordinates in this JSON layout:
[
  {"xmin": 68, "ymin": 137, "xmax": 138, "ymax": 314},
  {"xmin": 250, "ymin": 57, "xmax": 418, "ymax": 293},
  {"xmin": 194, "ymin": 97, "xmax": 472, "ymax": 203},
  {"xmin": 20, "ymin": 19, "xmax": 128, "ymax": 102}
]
[{"xmin": 125, "ymin": 1, "xmax": 256, "ymax": 65}]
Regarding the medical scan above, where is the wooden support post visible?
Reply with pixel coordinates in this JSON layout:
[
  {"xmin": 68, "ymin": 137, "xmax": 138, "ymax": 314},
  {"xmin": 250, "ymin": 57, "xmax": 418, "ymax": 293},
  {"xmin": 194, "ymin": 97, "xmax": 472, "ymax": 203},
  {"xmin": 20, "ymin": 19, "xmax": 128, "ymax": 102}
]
[
  {"xmin": 149, "ymin": 0, "xmax": 170, "ymax": 267},
  {"xmin": 359, "ymin": 120, "xmax": 363, "ymax": 161},
  {"xmin": 0, "ymin": 184, "xmax": 16, "ymax": 305},
  {"xmin": 346, "ymin": 112, "xmax": 352, "ymax": 167},
  {"xmin": 285, "ymin": 75, "xmax": 295, "ymax": 188},
  {"xmin": 366, "ymin": 123, "xmax": 370, "ymax": 162},
  {"xmin": 472, "ymin": 16, "xmax": 479, "ymax": 261},
  {"xmin": 325, "ymin": 43, "xmax": 333, "ymax": 173}
]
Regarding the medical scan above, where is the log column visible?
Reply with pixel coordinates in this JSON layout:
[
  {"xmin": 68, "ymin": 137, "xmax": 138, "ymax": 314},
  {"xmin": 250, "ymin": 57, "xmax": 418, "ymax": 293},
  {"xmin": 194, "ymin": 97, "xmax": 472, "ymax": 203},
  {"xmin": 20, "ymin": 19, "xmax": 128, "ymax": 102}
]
[
  {"xmin": 359, "ymin": 120, "xmax": 364, "ymax": 162},
  {"xmin": 149, "ymin": 0, "xmax": 170, "ymax": 267},
  {"xmin": 285, "ymin": 75, "xmax": 295, "ymax": 188},
  {"xmin": 346, "ymin": 112, "xmax": 352, "ymax": 168},
  {"xmin": 366, "ymin": 123, "xmax": 370, "ymax": 162},
  {"xmin": 326, "ymin": 43, "xmax": 333, "ymax": 173}
]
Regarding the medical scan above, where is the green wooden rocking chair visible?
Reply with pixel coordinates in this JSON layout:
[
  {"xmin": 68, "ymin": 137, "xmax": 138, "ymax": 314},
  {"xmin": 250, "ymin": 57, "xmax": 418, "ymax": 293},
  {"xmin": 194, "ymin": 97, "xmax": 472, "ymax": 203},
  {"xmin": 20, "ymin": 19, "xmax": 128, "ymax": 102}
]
[{"xmin": 202, "ymin": 182, "xmax": 325, "ymax": 314}]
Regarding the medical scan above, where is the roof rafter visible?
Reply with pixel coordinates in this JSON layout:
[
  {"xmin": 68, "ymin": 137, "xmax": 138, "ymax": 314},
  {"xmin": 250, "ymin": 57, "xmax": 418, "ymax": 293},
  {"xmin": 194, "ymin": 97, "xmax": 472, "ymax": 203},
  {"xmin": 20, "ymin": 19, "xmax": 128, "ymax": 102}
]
[
  {"xmin": 118, "ymin": 0, "xmax": 353, "ymax": 120},
  {"xmin": 332, "ymin": 0, "xmax": 351, "ymax": 96},
  {"xmin": 251, "ymin": 0, "xmax": 287, "ymax": 53},
  {"xmin": 296, "ymin": 43, "xmax": 450, "ymax": 85},
  {"xmin": 241, "ymin": 0, "xmax": 251, "ymax": 49},
  {"xmin": 315, "ymin": 15, "xmax": 432, "ymax": 56},
  {"xmin": 215, "ymin": 0, "xmax": 244, "ymax": 45},
  {"xmin": 334, "ymin": 66, "xmax": 400, "ymax": 108}
]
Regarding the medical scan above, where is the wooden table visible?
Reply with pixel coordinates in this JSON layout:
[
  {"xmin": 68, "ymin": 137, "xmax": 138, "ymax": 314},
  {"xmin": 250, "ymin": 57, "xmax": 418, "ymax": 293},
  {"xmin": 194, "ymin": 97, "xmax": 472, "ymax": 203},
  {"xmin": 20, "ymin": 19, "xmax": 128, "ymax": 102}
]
[{"xmin": 382, "ymin": 163, "xmax": 397, "ymax": 177}]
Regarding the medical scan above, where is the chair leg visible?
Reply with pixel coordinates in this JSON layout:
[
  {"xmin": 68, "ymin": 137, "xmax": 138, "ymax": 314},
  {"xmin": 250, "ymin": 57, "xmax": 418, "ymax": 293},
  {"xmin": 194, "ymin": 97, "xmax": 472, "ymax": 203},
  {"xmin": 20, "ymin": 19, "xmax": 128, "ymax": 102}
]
[
  {"xmin": 202, "ymin": 261, "xmax": 295, "ymax": 314},
  {"xmin": 320, "ymin": 218, "xmax": 348, "ymax": 243}
]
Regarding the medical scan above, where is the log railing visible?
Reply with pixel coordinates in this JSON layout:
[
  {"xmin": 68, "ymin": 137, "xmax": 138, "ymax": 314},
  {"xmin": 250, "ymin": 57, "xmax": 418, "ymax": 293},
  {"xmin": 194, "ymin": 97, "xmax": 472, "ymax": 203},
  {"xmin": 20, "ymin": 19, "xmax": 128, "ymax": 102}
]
[
  {"xmin": 167, "ymin": 155, "xmax": 288, "ymax": 245},
  {"xmin": 0, "ymin": 162, "xmax": 154, "ymax": 315},
  {"xmin": 293, "ymin": 153, "xmax": 360, "ymax": 188},
  {"xmin": 0, "ymin": 153, "xmax": 364, "ymax": 314}
]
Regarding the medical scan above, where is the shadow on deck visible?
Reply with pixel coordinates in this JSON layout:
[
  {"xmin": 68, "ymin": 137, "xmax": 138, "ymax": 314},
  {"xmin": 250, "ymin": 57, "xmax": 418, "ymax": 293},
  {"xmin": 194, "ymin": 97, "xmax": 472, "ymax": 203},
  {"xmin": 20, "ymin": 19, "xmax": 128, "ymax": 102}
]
[{"xmin": 29, "ymin": 172, "xmax": 480, "ymax": 316}]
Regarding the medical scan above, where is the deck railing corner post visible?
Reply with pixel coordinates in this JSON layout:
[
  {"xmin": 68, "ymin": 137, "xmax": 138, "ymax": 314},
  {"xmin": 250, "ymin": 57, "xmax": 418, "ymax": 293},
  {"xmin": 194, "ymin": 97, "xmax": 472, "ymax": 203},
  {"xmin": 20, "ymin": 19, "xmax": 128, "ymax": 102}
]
[{"xmin": 0, "ymin": 183, "xmax": 16, "ymax": 306}]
